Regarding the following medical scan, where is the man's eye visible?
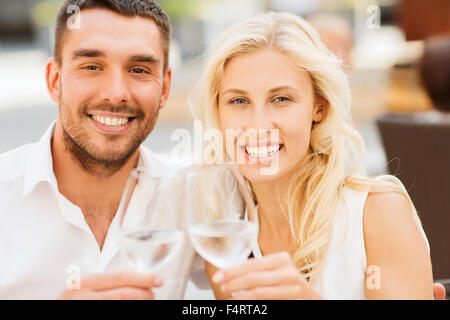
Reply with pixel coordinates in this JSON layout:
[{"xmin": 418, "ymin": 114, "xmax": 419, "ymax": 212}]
[
  {"xmin": 230, "ymin": 98, "xmax": 248, "ymax": 104},
  {"xmin": 130, "ymin": 68, "xmax": 148, "ymax": 74},
  {"xmin": 84, "ymin": 65, "xmax": 101, "ymax": 71}
]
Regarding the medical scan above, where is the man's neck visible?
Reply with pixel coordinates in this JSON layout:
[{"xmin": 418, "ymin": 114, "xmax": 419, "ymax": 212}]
[{"xmin": 51, "ymin": 123, "xmax": 140, "ymax": 250}]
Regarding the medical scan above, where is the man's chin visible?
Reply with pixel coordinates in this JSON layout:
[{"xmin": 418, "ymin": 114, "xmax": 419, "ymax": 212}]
[
  {"xmin": 68, "ymin": 141, "xmax": 140, "ymax": 176},
  {"xmin": 87, "ymin": 147, "xmax": 139, "ymax": 165}
]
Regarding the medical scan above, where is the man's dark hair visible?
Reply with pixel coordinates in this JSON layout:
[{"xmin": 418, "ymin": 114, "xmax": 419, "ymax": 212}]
[
  {"xmin": 419, "ymin": 35, "xmax": 450, "ymax": 112},
  {"xmin": 54, "ymin": 0, "xmax": 171, "ymax": 70}
]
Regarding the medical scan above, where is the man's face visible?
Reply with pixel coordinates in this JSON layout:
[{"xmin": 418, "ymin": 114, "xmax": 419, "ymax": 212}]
[{"xmin": 52, "ymin": 9, "xmax": 170, "ymax": 168}]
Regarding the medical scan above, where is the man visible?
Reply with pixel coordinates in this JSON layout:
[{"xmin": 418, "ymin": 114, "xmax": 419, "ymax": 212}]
[{"xmin": 0, "ymin": 0, "xmax": 194, "ymax": 299}]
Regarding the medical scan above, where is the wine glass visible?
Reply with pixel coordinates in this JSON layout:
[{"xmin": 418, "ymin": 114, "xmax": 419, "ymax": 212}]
[
  {"xmin": 184, "ymin": 163, "xmax": 259, "ymax": 270},
  {"xmin": 116, "ymin": 167, "xmax": 184, "ymax": 273}
]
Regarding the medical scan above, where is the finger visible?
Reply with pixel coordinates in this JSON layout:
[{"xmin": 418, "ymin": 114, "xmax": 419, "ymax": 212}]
[
  {"xmin": 81, "ymin": 272, "xmax": 164, "ymax": 291},
  {"xmin": 433, "ymin": 283, "xmax": 446, "ymax": 300},
  {"xmin": 222, "ymin": 267, "xmax": 301, "ymax": 293},
  {"xmin": 60, "ymin": 288, "xmax": 154, "ymax": 300},
  {"xmin": 213, "ymin": 252, "xmax": 292, "ymax": 284},
  {"xmin": 229, "ymin": 285, "xmax": 302, "ymax": 300},
  {"xmin": 59, "ymin": 289, "xmax": 98, "ymax": 300},
  {"xmin": 96, "ymin": 287, "xmax": 155, "ymax": 300}
]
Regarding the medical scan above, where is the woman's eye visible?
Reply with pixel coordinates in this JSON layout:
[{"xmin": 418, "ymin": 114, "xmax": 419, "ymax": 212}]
[
  {"xmin": 274, "ymin": 96, "xmax": 291, "ymax": 103},
  {"xmin": 230, "ymin": 98, "xmax": 248, "ymax": 104}
]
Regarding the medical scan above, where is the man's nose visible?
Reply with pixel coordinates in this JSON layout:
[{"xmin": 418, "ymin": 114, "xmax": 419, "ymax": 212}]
[{"xmin": 99, "ymin": 68, "xmax": 131, "ymax": 105}]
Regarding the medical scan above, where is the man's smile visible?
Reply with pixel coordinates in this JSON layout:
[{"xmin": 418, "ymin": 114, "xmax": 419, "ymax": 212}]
[{"xmin": 88, "ymin": 112, "xmax": 136, "ymax": 133}]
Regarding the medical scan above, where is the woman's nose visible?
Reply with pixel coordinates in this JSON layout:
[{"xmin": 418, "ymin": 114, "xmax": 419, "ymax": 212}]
[
  {"xmin": 243, "ymin": 106, "xmax": 278, "ymax": 143},
  {"xmin": 246, "ymin": 104, "xmax": 276, "ymax": 131}
]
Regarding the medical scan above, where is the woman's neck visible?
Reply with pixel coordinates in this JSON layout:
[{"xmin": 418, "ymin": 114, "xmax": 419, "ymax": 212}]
[{"xmin": 250, "ymin": 178, "xmax": 293, "ymax": 254}]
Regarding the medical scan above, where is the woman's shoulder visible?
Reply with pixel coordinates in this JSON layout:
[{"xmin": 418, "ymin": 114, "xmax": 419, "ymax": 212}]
[
  {"xmin": 357, "ymin": 175, "xmax": 430, "ymax": 255},
  {"xmin": 338, "ymin": 174, "xmax": 420, "ymax": 237},
  {"xmin": 343, "ymin": 174, "xmax": 406, "ymax": 193},
  {"xmin": 333, "ymin": 174, "xmax": 430, "ymax": 265},
  {"xmin": 344, "ymin": 174, "xmax": 413, "ymax": 218},
  {"xmin": 341, "ymin": 174, "xmax": 416, "ymax": 227},
  {"xmin": 363, "ymin": 188, "xmax": 413, "ymax": 230}
]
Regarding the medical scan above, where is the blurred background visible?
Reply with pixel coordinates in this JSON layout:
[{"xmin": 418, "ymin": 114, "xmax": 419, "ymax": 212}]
[
  {"xmin": 0, "ymin": 0, "xmax": 449, "ymax": 298},
  {"xmin": 1, "ymin": 0, "xmax": 448, "ymax": 172}
]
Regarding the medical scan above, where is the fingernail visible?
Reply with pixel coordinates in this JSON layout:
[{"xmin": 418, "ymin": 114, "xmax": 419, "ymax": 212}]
[
  {"xmin": 154, "ymin": 275, "xmax": 164, "ymax": 286},
  {"xmin": 213, "ymin": 271, "xmax": 224, "ymax": 283}
]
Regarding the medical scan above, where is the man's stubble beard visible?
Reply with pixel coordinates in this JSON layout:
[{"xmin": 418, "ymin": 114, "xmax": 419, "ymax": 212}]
[{"xmin": 59, "ymin": 96, "xmax": 160, "ymax": 178}]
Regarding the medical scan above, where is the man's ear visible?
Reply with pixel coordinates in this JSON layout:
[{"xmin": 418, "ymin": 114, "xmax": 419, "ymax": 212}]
[
  {"xmin": 46, "ymin": 58, "xmax": 61, "ymax": 104},
  {"xmin": 159, "ymin": 66, "xmax": 172, "ymax": 110},
  {"xmin": 313, "ymin": 95, "xmax": 327, "ymax": 123}
]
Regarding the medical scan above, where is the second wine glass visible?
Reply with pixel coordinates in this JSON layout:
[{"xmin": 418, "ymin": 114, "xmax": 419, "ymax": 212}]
[{"xmin": 185, "ymin": 163, "xmax": 259, "ymax": 269}]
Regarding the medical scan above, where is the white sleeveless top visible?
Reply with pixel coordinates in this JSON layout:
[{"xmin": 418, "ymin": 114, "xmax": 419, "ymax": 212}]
[{"xmin": 249, "ymin": 175, "xmax": 430, "ymax": 300}]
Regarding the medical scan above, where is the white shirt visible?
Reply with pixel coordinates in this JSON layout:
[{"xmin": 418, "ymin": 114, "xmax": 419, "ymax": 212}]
[{"xmin": 0, "ymin": 122, "xmax": 196, "ymax": 299}]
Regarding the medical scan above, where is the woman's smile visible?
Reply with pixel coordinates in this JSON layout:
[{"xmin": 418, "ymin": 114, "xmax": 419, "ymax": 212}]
[{"xmin": 240, "ymin": 143, "xmax": 285, "ymax": 165}]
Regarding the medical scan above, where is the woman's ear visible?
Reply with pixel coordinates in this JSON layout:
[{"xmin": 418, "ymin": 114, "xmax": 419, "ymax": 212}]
[{"xmin": 313, "ymin": 95, "xmax": 327, "ymax": 123}]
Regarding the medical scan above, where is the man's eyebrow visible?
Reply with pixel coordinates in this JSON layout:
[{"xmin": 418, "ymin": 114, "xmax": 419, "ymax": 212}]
[
  {"xmin": 130, "ymin": 55, "xmax": 160, "ymax": 65},
  {"xmin": 71, "ymin": 49, "xmax": 105, "ymax": 59}
]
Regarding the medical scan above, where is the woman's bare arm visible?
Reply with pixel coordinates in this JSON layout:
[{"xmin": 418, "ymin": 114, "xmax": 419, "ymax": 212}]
[{"xmin": 363, "ymin": 191, "xmax": 433, "ymax": 299}]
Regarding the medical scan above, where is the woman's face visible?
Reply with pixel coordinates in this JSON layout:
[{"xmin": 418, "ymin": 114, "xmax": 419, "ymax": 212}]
[{"xmin": 218, "ymin": 49, "xmax": 324, "ymax": 183}]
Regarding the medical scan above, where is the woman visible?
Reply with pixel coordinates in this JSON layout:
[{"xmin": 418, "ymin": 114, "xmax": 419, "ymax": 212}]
[{"xmin": 188, "ymin": 12, "xmax": 433, "ymax": 299}]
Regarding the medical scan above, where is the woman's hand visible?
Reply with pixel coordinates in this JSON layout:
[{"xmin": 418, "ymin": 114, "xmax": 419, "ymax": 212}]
[{"xmin": 211, "ymin": 252, "xmax": 323, "ymax": 300}]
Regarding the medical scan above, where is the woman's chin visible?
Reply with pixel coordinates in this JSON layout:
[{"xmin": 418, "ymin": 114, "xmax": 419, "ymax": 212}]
[{"xmin": 238, "ymin": 164, "xmax": 285, "ymax": 184}]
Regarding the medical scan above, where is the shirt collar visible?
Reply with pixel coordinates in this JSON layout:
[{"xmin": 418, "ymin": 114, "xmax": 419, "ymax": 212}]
[
  {"xmin": 22, "ymin": 121, "xmax": 58, "ymax": 197},
  {"xmin": 22, "ymin": 121, "xmax": 168, "ymax": 197},
  {"xmin": 138, "ymin": 146, "xmax": 164, "ymax": 179}
]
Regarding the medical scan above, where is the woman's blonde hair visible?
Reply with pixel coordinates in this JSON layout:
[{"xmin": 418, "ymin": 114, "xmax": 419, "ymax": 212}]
[{"xmin": 189, "ymin": 11, "xmax": 422, "ymax": 284}]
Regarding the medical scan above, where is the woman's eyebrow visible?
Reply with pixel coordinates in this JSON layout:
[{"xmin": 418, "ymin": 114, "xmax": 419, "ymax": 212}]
[
  {"xmin": 221, "ymin": 88, "xmax": 248, "ymax": 96},
  {"xmin": 221, "ymin": 86, "xmax": 300, "ymax": 96},
  {"xmin": 268, "ymin": 85, "xmax": 300, "ymax": 94}
]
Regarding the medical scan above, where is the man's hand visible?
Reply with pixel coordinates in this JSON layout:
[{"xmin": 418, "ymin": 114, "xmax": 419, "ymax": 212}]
[
  {"xmin": 433, "ymin": 283, "xmax": 446, "ymax": 300},
  {"xmin": 59, "ymin": 271, "xmax": 164, "ymax": 300}
]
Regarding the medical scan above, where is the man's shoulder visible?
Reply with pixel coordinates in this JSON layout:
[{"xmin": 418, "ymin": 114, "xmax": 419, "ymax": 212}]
[{"xmin": 0, "ymin": 144, "xmax": 32, "ymax": 183}]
